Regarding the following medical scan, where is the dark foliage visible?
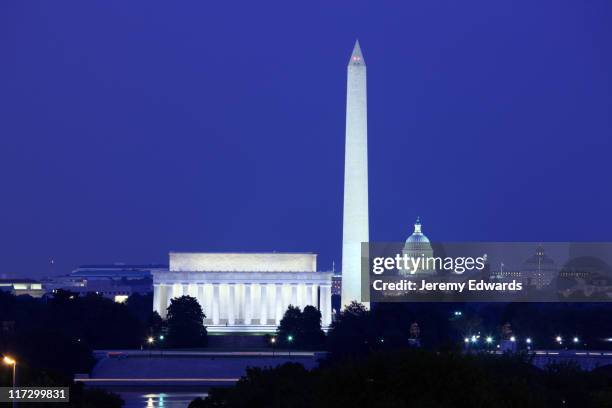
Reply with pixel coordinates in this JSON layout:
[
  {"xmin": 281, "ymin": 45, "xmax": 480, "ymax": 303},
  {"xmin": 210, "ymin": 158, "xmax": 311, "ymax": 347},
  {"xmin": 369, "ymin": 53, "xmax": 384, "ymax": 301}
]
[
  {"xmin": 69, "ymin": 384, "xmax": 124, "ymax": 408},
  {"xmin": 276, "ymin": 305, "xmax": 325, "ymax": 349},
  {"xmin": 166, "ymin": 295, "xmax": 208, "ymax": 348},
  {"xmin": 0, "ymin": 289, "xmax": 151, "ymax": 395},
  {"xmin": 198, "ymin": 350, "xmax": 612, "ymax": 408},
  {"xmin": 125, "ymin": 292, "xmax": 154, "ymax": 324}
]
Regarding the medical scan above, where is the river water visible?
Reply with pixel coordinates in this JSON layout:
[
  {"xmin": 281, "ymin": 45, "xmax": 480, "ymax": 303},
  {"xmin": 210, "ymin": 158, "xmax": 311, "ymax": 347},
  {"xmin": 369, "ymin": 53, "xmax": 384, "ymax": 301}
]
[{"xmin": 120, "ymin": 392, "xmax": 209, "ymax": 408}]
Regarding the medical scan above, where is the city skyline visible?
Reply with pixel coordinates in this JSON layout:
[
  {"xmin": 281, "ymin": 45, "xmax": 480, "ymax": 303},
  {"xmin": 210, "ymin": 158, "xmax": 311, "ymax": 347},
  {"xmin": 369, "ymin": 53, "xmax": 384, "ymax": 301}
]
[{"xmin": 1, "ymin": 1, "xmax": 611, "ymax": 278}]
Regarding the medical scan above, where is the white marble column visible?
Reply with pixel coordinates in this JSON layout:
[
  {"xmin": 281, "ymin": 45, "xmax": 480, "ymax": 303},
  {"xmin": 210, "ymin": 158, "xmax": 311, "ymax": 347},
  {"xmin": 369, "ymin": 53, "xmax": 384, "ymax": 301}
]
[
  {"xmin": 188, "ymin": 283, "xmax": 198, "ymax": 299},
  {"xmin": 165, "ymin": 284, "xmax": 173, "ymax": 317},
  {"xmin": 321, "ymin": 284, "xmax": 332, "ymax": 326},
  {"xmin": 182, "ymin": 283, "xmax": 190, "ymax": 298},
  {"xmin": 250, "ymin": 284, "xmax": 258, "ymax": 323},
  {"xmin": 259, "ymin": 284, "xmax": 267, "ymax": 325},
  {"xmin": 205, "ymin": 284, "xmax": 213, "ymax": 322},
  {"xmin": 197, "ymin": 284, "xmax": 205, "ymax": 314},
  {"xmin": 299, "ymin": 284, "xmax": 308, "ymax": 310},
  {"xmin": 153, "ymin": 284, "xmax": 161, "ymax": 314},
  {"xmin": 304, "ymin": 284, "xmax": 312, "ymax": 308},
  {"xmin": 212, "ymin": 283, "xmax": 220, "ymax": 325},
  {"xmin": 173, "ymin": 283, "xmax": 183, "ymax": 298},
  {"xmin": 228, "ymin": 283, "xmax": 236, "ymax": 325},
  {"xmin": 275, "ymin": 283, "xmax": 283, "ymax": 325},
  {"xmin": 290, "ymin": 284, "xmax": 298, "ymax": 308},
  {"xmin": 244, "ymin": 284, "xmax": 252, "ymax": 325},
  {"xmin": 311, "ymin": 284, "xmax": 318, "ymax": 308},
  {"xmin": 158, "ymin": 285, "xmax": 168, "ymax": 317}
]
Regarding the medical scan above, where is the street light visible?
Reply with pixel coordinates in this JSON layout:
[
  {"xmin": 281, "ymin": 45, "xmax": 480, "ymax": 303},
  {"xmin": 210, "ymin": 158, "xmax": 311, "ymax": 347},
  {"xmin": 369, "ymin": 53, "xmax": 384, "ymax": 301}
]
[
  {"xmin": 270, "ymin": 337, "xmax": 277, "ymax": 357},
  {"xmin": 486, "ymin": 336, "xmax": 493, "ymax": 344},
  {"xmin": 573, "ymin": 337, "xmax": 579, "ymax": 344},
  {"xmin": 147, "ymin": 337, "xmax": 154, "ymax": 344},
  {"xmin": 286, "ymin": 335, "xmax": 294, "ymax": 358},
  {"xmin": 526, "ymin": 338, "xmax": 532, "ymax": 344},
  {"xmin": 3, "ymin": 355, "xmax": 17, "ymax": 408},
  {"xmin": 556, "ymin": 336, "xmax": 563, "ymax": 344},
  {"xmin": 510, "ymin": 336, "xmax": 516, "ymax": 342}
]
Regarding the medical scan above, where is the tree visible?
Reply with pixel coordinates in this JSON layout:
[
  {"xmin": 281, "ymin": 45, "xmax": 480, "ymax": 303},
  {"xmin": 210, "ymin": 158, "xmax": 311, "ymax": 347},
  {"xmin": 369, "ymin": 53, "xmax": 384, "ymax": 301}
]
[
  {"xmin": 166, "ymin": 295, "xmax": 208, "ymax": 348},
  {"xmin": 194, "ymin": 351, "xmax": 612, "ymax": 407},
  {"xmin": 300, "ymin": 306, "xmax": 326, "ymax": 348},
  {"xmin": 276, "ymin": 305, "xmax": 325, "ymax": 349},
  {"xmin": 326, "ymin": 301, "xmax": 374, "ymax": 359},
  {"xmin": 277, "ymin": 305, "xmax": 302, "ymax": 347},
  {"xmin": 125, "ymin": 292, "xmax": 154, "ymax": 324},
  {"xmin": 70, "ymin": 385, "xmax": 124, "ymax": 408},
  {"xmin": 146, "ymin": 310, "xmax": 163, "ymax": 338}
]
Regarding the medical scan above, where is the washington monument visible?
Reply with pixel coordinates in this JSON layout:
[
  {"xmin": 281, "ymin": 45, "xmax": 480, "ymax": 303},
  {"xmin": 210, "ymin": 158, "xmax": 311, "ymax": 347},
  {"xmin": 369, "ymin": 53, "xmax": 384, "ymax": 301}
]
[{"xmin": 341, "ymin": 40, "xmax": 369, "ymax": 306}]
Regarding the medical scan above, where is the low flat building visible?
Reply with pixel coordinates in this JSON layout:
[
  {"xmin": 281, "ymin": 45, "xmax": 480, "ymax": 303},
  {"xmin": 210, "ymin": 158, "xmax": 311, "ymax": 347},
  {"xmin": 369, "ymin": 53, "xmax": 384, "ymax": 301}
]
[
  {"xmin": 0, "ymin": 279, "xmax": 45, "ymax": 297},
  {"xmin": 70, "ymin": 263, "xmax": 166, "ymax": 281},
  {"xmin": 65, "ymin": 279, "xmax": 150, "ymax": 303}
]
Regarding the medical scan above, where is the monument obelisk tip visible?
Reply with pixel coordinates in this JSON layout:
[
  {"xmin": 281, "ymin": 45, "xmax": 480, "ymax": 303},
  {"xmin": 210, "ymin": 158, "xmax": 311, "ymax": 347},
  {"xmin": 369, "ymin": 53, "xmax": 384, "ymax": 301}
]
[{"xmin": 349, "ymin": 39, "xmax": 365, "ymax": 65}]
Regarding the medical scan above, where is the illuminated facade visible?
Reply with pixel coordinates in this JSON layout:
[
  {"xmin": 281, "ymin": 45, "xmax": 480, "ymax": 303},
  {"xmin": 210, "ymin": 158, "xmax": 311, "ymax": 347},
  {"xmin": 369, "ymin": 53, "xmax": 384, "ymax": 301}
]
[
  {"xmin": 152, "ymin": 252, "xmax": 333, "ymax": 333},
  {"xmin": 342, "ymin": 40, "xmax": 369, "ymax": 307},
  {"xmin": 401, "ymin": 217, "xmax": 436, "ymax": 275},
  {"xmin": 0, "ymin": 279, "xmax": 44, "ymax": 297}
]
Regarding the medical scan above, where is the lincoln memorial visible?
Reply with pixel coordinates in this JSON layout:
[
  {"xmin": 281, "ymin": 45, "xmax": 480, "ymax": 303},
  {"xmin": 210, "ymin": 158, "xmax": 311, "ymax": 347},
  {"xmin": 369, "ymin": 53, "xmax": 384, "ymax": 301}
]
[{"xmin": 152, "ymin": 252, "xmax": 333, "ymax": 333}]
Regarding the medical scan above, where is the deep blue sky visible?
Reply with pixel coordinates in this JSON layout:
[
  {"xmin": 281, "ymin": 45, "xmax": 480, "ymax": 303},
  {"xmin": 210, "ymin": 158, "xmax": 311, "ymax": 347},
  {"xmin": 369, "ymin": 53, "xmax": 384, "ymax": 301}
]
[{"xmin": 1, "ymin": 1, "xmax": 610, "ymax": 278}]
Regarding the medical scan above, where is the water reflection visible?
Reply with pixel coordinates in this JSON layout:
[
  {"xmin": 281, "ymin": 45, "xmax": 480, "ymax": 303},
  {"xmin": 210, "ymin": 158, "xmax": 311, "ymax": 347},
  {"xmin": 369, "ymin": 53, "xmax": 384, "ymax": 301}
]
[{"xmin": 121, "ymin": 392, "xmax": 208, "ymax": 408}]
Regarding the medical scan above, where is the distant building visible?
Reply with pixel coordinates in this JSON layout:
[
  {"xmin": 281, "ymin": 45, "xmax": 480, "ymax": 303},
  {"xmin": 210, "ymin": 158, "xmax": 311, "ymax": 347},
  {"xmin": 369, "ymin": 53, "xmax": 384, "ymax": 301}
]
[
  {"xmin": 44, "ymin": 277, "xmax": 151, "ymax": 303},
  {"xmin": 491, "ymin": 246, "xmax": 558, "ymax": 289},
  {"xmin": 0, "ymin": 279, "xmax": 45, "ymax": 298},
  {"xmin": 40, "ymin": 275, "xmax": 86, "ymax": 292},
  {"xmin": 41, "ymin": 263, "xmax": 159, "ymax": 302},
  {"xmin": 67, "ymin": 279, "xmax": 149, "ymax": 303},
  {"xmin": 332, "ymin": 274, "xmax": 342, "ymax": 296},
  {"xmin": 521, "ymin": 246, "xmax": 557, "ymax": 289},
  {"xmin": 70, "ymin": 263, "xmax": 166, "ymax": 281},
  {"xmin": 401, "ymin": 217, "xmax": 436, "ymax": 276}
]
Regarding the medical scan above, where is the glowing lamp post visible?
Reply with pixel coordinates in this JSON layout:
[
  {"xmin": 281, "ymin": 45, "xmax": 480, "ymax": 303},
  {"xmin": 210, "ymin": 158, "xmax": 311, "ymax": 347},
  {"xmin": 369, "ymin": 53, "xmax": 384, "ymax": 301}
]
[
  {"xmin": 270, "ymin": 337, "xmax": 277, "ymax": 356},
  {"xmin": 3, "ymin": 356, "xmax": 17, "ymax": 408},
  {"xmin": 287, "ymin": 335, "xmax": 294, "ymax": 357}
]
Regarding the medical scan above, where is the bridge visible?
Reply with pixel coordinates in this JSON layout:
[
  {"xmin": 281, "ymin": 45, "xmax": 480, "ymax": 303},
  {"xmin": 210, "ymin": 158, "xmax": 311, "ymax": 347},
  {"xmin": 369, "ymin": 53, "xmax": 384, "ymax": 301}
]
[
  {"xmin": 525, "ymin": 350, "xmax": 612, "ymax": 371},
  {"xmin": 76, "ymin": 350, "xmax": 324, "ymax": 387},
  {"xmin": 74, "ymin": 348, "xmax": 612, "ymax": 390}
]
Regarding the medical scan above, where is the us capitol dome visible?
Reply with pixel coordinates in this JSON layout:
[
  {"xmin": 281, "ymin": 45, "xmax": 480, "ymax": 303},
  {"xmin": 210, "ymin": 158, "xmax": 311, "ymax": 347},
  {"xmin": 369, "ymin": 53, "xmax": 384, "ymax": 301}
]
[{"xmin": 401, "ymin": 217, "xmax": 436, "ymax": 276}]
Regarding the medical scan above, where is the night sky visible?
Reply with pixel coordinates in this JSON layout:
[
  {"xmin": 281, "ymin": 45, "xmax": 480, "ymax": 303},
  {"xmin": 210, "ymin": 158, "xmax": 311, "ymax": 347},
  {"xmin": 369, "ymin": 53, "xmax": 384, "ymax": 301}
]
[{"xmin": 1, "ymin": 1, "xmax": 610, "ymax": 278}]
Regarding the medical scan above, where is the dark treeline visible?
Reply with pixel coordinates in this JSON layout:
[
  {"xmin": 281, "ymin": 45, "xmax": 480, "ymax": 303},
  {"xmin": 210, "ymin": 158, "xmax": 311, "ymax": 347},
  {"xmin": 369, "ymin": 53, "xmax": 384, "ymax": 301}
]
[
  {"xmin": 280, "ymin": 301, "xmax": 612, "ymax": 352},
  {"xmin": 0, "ymin": 290, "xmax": 157, "ymax": 407},
  {"xmin": 193, "ymin": 301, "xmax": 612, "ymax": 407},
  {"xmin": 2, "ymin": 289, "xmax": 612, "ymax": 407},
  {"xmin": 193, "ymin": 351, "xmax": 612, "ymax": 408}
]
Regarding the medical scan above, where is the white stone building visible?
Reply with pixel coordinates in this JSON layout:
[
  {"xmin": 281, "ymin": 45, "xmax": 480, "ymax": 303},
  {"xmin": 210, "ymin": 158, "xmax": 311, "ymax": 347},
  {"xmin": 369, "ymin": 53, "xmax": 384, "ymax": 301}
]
[{"xmin": 153, "ymin": 252, "xmax": 333, "ymax": 333}]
